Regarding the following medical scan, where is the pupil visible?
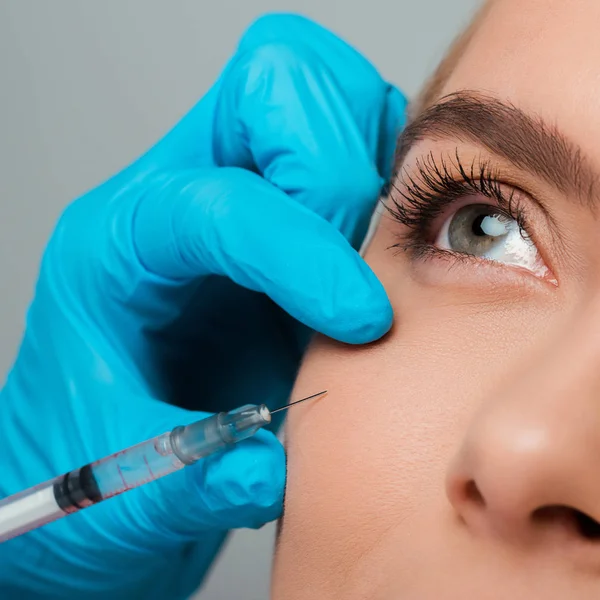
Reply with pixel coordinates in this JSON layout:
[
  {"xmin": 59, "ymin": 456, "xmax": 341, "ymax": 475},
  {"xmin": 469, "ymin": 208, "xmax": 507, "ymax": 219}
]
[{"xmin": 471, "ymin": 214, "xmax": 487, "ymax": 237}]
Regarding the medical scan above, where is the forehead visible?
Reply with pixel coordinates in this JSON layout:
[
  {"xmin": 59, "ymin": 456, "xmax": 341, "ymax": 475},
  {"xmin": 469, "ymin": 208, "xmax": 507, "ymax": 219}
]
[{"xmin": 441, "ymin": 0, "xmax": 600, "ymax": 163}]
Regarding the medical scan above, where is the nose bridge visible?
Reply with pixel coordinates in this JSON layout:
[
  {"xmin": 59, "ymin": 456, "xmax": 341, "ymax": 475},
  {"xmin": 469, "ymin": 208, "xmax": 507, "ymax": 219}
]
[{"xmin": 447, "ymin": 296, "xmax": 600, "ymax": 544}]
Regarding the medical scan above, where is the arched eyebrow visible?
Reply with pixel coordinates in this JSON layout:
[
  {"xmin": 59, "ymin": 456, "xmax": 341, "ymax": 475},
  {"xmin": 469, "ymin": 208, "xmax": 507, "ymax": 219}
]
[{"xmin": 394, "ymin": 91, "xmax": 599, "ymax": 211}]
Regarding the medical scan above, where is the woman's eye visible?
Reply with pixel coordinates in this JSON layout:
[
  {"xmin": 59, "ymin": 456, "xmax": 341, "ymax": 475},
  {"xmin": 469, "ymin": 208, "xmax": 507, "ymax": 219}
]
[{"xmin": 436, "ymin": 204, "xmax": 549, "ymax": 277}]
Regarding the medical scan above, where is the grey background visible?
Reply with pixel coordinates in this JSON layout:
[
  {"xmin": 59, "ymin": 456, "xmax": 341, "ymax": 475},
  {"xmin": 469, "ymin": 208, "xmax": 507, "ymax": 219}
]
[{"xmin": 0, "ymin": 1, "xmax": 481, "ymax": 598}]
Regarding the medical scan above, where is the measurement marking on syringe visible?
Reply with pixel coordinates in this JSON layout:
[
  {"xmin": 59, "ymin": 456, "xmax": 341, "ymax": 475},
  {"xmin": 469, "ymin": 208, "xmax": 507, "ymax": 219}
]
[
  {"xmin": 143, "ymin": 455, "xmax": 155, "ymax": 478},
  {"xmin": 116, "ymin": 465, "xmax": 127, "ymax": 489}
]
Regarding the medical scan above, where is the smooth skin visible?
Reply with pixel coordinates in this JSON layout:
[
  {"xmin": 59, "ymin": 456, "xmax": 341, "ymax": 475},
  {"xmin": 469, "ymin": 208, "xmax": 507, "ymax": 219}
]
[
  {"xmin": 0, "ymin": 14, "xmax": 406, "ymax": 599},
  {"xmin": 273, "ymin": 1, "xmax": 600, "ymax": 598}
]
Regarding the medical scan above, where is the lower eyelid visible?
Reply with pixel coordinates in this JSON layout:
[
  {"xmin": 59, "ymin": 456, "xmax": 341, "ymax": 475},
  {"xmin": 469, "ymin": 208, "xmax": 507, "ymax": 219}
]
[{"xmin": 408, "ymin": 244, "xmax": 558, "ymax": 287}]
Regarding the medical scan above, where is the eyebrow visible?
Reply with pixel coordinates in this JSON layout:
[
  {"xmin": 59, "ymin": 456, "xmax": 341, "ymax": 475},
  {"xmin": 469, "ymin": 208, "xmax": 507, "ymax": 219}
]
[{"xmin": 395, "ymin": 91, "xmax": 599, "ymax": 209}]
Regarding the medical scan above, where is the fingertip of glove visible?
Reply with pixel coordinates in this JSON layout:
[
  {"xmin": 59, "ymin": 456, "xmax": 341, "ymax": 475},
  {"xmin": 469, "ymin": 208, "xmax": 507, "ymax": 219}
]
[
  {"xmin": 387, "ymin": 85, "xmax": 409, "ymax": 122},
  {"xmin": 334, "ymin": 276, "xmax": 393, "ymax": 345},
  {"xmin": 238, "ymin": 13, "xmax": 328, "ymax": 52},
  {"xmin": 306, "ymin": 247, "xmax": 393, "ymax": 345},
  {"xmin": 202, "ymin": 432, "xmax": 285, "ymax": 525}
]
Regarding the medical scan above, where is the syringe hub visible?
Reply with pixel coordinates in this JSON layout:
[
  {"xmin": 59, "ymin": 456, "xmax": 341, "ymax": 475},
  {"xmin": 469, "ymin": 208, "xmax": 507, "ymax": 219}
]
[{"xmin": 170, "ymin": 404, "xmax": 271, "ymax": 465}]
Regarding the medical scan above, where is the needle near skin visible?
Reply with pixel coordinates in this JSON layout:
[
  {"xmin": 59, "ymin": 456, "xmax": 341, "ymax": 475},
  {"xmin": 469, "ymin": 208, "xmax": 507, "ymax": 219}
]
[{"xmin": 270, "ymin": 391, "xmax": 328, "ymax": 414}]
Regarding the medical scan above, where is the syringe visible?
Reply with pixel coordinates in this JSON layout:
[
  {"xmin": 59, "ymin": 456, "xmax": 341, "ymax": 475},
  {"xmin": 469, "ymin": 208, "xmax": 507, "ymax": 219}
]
[{"xmin": 0, "ymin": 391, "xmax": 325, "ymax": 543}]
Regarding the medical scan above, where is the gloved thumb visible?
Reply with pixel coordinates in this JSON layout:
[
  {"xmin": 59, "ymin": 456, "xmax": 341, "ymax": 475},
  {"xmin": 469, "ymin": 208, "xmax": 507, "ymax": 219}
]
[{"xmin": 106, "ymin": 399, "xmax": 285, "ymax": 550}]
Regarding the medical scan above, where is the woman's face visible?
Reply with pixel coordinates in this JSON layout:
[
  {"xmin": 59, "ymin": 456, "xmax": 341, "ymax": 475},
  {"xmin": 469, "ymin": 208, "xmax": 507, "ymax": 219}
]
[{"xmin": 271, "ymin": 0, "xmax": 600, "ymax": 597}]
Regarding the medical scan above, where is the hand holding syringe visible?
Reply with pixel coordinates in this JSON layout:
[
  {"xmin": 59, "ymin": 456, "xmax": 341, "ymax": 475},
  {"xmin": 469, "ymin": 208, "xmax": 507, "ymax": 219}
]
[{"xmin": 0, "ymin": 391, "xmax": 325, "ymax": 543}]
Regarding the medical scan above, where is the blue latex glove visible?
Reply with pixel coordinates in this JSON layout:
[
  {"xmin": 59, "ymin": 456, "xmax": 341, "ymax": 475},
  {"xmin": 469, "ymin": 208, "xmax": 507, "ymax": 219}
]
[{"xmin": 0, "ymin": 13, "xmax": 406, "ymax": 600}]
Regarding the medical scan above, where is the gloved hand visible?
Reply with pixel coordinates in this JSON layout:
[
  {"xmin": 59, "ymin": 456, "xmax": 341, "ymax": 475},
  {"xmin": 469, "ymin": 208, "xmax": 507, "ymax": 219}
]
[{"xmin": 0, "ymin": 13, "xmax": 406, "ymax": 600}]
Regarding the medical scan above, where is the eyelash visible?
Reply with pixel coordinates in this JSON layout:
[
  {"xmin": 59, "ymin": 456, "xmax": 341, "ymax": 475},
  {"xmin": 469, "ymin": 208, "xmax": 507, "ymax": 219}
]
[{"xmin": 386, "ymin": 151, "xmax": 530, "ymax": 260}]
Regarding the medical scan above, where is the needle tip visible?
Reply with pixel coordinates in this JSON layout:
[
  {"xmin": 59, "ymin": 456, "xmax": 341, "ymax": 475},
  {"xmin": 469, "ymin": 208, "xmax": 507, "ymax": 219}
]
[{"xmin": 270, "ymin": 390, "xmax": 327, "ymax": 414}]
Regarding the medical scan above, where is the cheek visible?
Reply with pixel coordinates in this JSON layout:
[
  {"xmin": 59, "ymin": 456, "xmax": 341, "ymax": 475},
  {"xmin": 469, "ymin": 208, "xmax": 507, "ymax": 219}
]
[{"xmin": 273, "ymin": 249, "xmax": 557, "ymax": 596}]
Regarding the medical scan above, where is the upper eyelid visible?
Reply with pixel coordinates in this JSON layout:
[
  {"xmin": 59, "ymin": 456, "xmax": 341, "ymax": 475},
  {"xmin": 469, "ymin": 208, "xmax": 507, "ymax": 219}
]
[
  {"xmin": 396, "ymin": 143, "xmax": 567, "ymax": 240},
  {"xmin": 387, "ymin": 151, "xmax": 525, "ymax": 230},
  {"xmin": 394, "ymin": 91, "xmax": 600, "ymax": 213},
  {"xmin": 390, "ymin": 148, "xmax": 566, "ymax": 245}
]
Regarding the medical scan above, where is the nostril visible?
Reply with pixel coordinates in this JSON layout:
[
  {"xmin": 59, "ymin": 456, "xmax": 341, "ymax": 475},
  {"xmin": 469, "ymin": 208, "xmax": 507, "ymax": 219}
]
[
  {"xmin": 465, "ymin": 480, "xmax": 486, "ymax": 507},
  {"xmin": 574, "ymin": 511, "xmax": 600, "ymax": 540},
  {"xmin": 532, "ymin": 506, "xmax": 600, "ymax": 541}
]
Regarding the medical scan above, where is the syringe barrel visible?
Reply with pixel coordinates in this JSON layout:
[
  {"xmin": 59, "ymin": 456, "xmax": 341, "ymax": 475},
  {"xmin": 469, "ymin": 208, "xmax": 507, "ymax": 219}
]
[
  {"xmin": 0, "ymin": 404, "xmax": 272, "ymax": 543},
  {"xmin": 172, "ymin": 404, "xmax": 271, "ymax": 464},
  {"xmin": 91, "ymin": 431, "xmax": 184, "ymax": 500}
]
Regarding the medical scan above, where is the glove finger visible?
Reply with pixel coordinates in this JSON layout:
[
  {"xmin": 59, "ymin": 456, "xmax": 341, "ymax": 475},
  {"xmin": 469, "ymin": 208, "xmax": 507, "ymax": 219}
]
[
  {"xmin": 132, "ymin": 167, "xmax": 392, "ymax": 343},
  {"xmin": 130, "ymin": 13, "xmax": 382, "ymax": 178},
  {"xmin": 214, "ymin": 22, "xmax": 390, "ymax": 248},
  {"xmin": 122, "ymin": 425, "xmax": 285, "ymax": 548},
  {"xmin": 236, "ymin": 13, "xmax": 372, "ymax": 58}
]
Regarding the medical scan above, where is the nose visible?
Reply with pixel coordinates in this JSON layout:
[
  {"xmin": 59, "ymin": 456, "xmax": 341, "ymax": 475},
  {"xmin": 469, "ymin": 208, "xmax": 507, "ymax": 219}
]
[{"xmin": 446, "ymin": 307, "xmax": 600, "ymax": 550}]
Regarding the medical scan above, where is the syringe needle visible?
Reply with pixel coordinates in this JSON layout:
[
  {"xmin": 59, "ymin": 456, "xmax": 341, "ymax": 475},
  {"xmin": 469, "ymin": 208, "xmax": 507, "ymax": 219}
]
[{"xmin": 269, "ymin": 390, "xmax": 327, "ymax": 414}]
